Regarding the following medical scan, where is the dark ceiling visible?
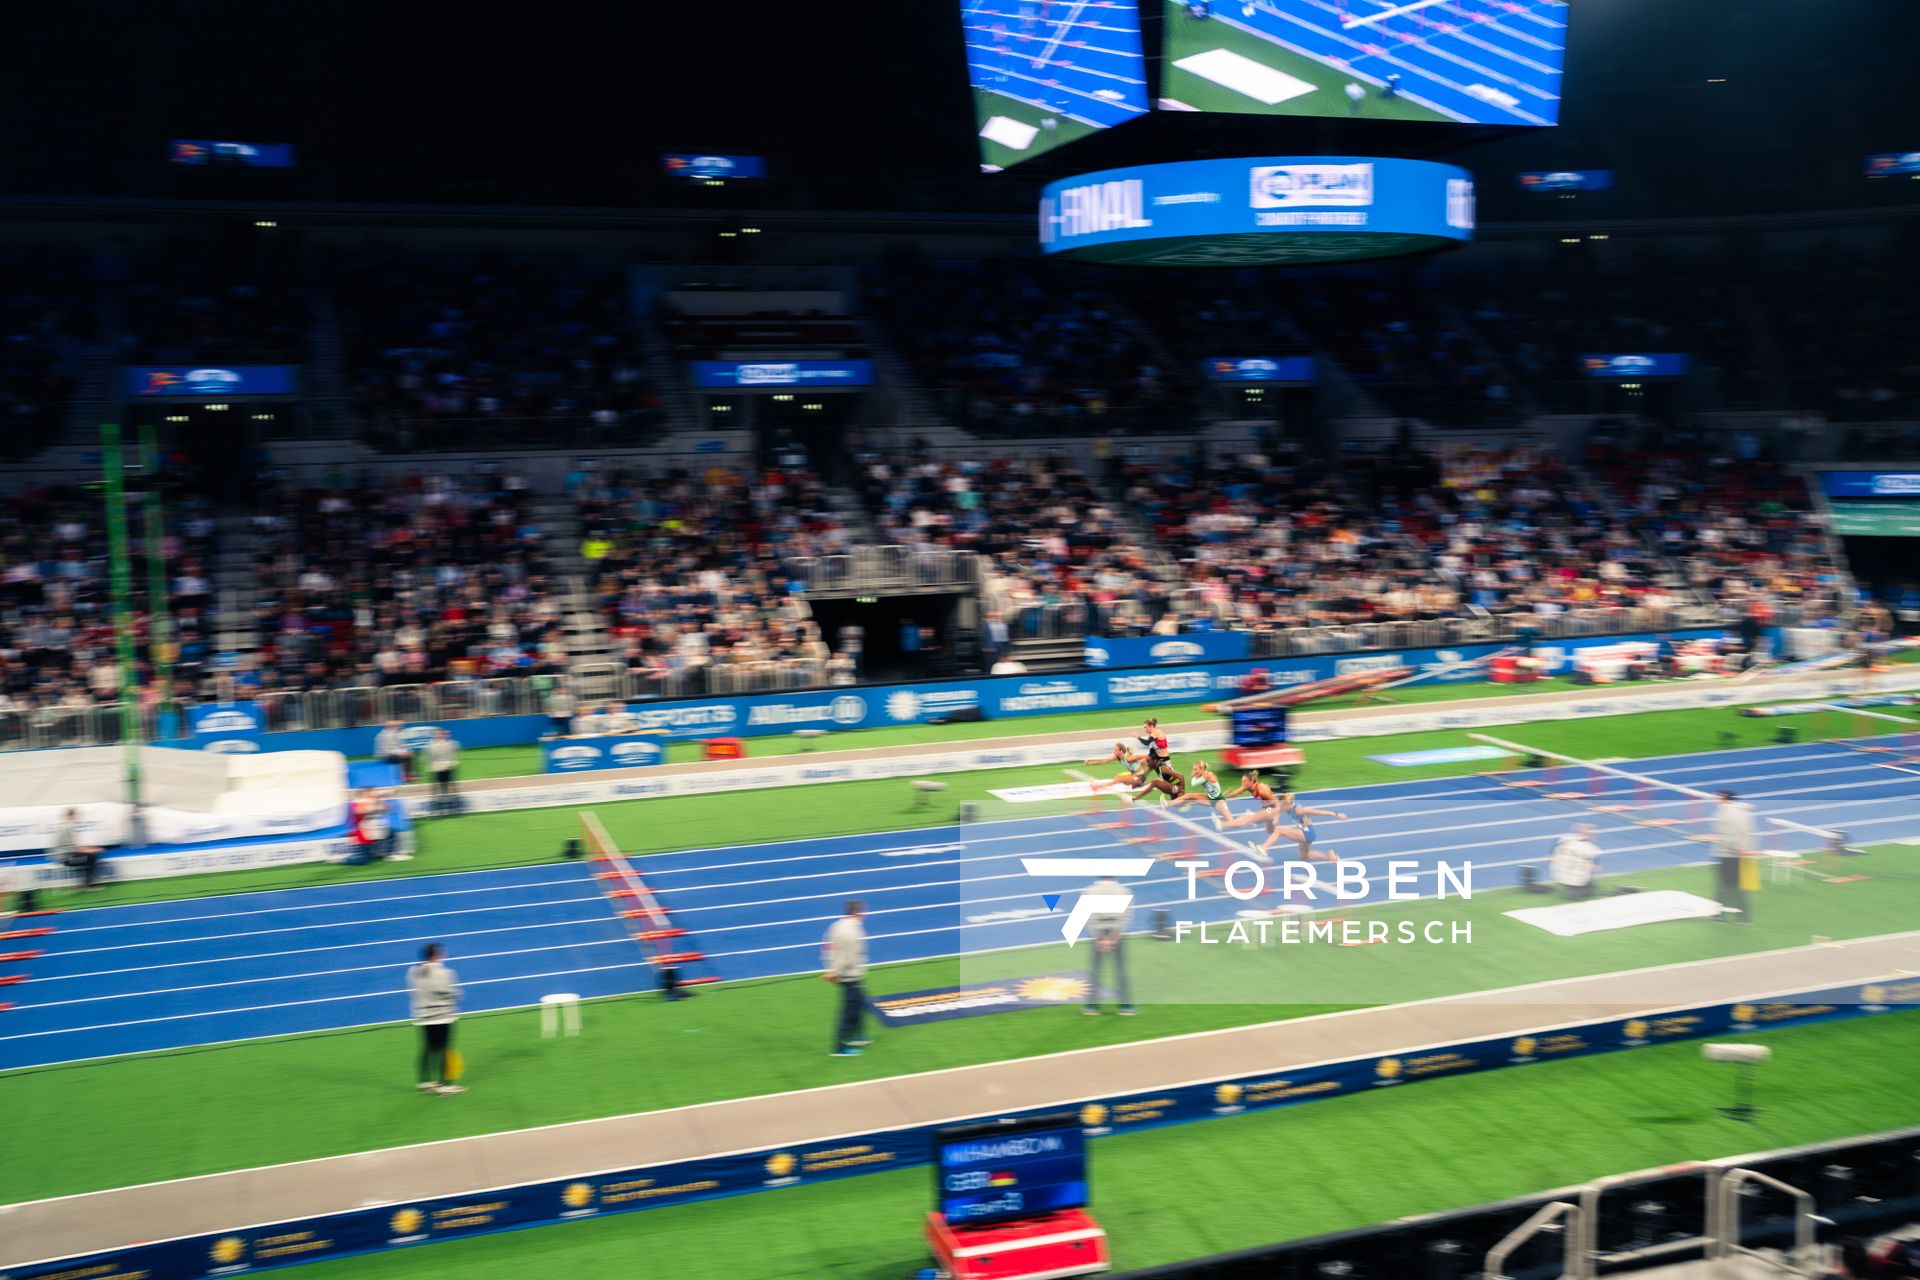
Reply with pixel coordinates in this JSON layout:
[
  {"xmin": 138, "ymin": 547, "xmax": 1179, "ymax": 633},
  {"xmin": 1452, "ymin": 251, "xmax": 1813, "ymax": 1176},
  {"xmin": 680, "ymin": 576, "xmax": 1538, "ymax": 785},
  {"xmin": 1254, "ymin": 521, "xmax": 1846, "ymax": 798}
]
[{"xmin": 0, "ymin": 0, "xmax": 1913, "ymax": 219}]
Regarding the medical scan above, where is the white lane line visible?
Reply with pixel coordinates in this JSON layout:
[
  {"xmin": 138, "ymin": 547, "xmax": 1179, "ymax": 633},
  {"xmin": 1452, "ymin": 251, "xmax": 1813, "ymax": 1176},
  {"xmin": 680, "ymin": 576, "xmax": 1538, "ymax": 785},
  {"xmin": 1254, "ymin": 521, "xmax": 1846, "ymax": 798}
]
[
  {"xmin": 27, "ymin": 915, "xmax": 629, "ymax": 984},
  {"xmin": 0, "ymin": 960, "xmax": 661, "ymax": 1045}
]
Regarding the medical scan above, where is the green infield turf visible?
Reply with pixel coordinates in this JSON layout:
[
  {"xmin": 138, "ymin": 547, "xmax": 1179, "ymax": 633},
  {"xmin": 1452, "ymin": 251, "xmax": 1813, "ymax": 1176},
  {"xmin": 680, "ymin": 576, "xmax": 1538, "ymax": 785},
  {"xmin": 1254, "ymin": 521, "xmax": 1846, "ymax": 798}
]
[
  {"xmin": 12, "ymin": 844, "xmax": 1916, "ymax": 1203},
  {"xmin": 1161, "ymin": 0, "xmax": 1454, "ymax": 121},
  {"xmin": 185, "ymin": 1010, "xmax": 1920, "ymax": 1280}
]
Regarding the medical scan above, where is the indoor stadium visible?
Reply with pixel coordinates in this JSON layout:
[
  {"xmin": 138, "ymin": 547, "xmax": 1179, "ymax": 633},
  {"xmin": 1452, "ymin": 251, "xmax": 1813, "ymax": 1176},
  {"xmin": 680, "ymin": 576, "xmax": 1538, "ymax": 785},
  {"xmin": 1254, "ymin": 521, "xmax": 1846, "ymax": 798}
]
[{"xmin": 3, "ymin": 2, "xmax": 1919, "ymax": 1279}]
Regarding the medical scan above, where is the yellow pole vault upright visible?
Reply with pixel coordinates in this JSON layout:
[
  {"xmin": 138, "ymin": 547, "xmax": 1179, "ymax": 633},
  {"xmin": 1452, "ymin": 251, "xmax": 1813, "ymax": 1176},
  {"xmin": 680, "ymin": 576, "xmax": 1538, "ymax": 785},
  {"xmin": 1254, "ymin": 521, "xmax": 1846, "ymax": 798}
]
[{"xmin": 102, "ymin": 422, "xmax": 142, "ymax": 808}]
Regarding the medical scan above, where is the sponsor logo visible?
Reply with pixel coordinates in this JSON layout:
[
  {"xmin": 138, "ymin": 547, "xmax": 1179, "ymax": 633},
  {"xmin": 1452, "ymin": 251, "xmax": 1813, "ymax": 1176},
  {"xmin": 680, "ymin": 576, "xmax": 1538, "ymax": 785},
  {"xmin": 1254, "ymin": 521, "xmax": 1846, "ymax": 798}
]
[
  {"xmin": 184, "ymin": 367, "xmax": 243, "ymax": 394},
  {"xmin": 612, "ymin": 782, "xmax": 667, "ymax": 797},
  {"xmin": 398, "ymin": 725, "xmax": 438, "ymax": 751},
  {"xmin": 1869, "ymin": 474, "xmax": 1920, "ymax": 495},
  {"xmin": 196, "ymin": 708, "xmax": 259, "ymax": 734},
  {"xmin": 1249, "ymin": 163, "xmax": 1373, "ymax": 208},
  {"xmin": 1446, "ymin": 176, "xmax": 1476, "ymax": 229},
  {"xmin": 1151, "ymin": 191, "xmax": 1222, "ymax": 205},
  {"xmin": 1149, "ymin": 639, "xmax": 1206, "ymax": 663},
  {"xmin": 1606, "ymin": 354, "xmax": 1657, "ymax": 373},
  {"xmin": 609, "ymin": 741, "xmax": 660, "ymax": 766},
  {"xmin": 1083, "ymin": 645, "xmax": 1111, "ymax": 667},
  {"xmin": 203, "ymin": 738, "xmax": 261, "ymax": 754},
  {"xmin": 737, "ymin": 363, "xmax": 801, "ymax": 385},
  {"xmin": 831, "ymin": 695, "xmax": 866, "ymax": 726},
  {"xmin": 1335, "ymin": 654, "xmax": 1403, "ymax": 676},
  {"xmin": 634, "ymin": 703, "xmax": 737, "ymax": 731},
  {"xmin": 550, "ymin": 745, "xmax": 603, "ymax": 771},
  {"xmin": 1107, "ymin": 671, "xmax": 1211, "ymax": 696},
  {"xmin": 886, "ymin": 690, "xmax": 922, "ymax": 721}
]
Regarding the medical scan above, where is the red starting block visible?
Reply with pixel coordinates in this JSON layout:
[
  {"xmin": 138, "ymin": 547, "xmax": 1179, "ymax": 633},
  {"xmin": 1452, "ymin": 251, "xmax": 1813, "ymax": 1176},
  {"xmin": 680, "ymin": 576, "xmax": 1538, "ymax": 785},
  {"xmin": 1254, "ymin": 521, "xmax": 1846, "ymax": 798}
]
[
  {"xmin": 0, "ymin": 975, "xmax": 26, "ymax": 987},
  {"xmin": 0, "ymin": 951, "xmax": 41, "ymax": 963},
  {"xmin": 0, "ymin": 927, "xmax": 54, "ymax": 941},
  {"xmin": 925, "ymin": 1209, "xmax": 1109, "ymax": 1280}
]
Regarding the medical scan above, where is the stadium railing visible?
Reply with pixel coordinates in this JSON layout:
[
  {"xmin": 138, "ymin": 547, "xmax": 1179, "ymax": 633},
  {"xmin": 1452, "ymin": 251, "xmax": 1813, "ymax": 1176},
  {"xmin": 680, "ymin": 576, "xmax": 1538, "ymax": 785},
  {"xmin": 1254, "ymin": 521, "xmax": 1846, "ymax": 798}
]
[
  {"xmin": 0, "ymin": 596, "xmax": 1818, "ymax": 752},
  {"xmin": 791, "ymin": 546, "xmax": 983, "ymax": 593}
]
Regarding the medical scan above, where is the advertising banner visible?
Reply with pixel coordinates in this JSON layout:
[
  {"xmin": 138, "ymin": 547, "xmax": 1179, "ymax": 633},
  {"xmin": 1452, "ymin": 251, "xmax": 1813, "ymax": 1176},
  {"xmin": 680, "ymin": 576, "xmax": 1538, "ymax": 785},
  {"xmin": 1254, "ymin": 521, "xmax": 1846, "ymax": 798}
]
[{"xmin": 541, "ymin": 736, "xmax": 666, "ymax": 773}]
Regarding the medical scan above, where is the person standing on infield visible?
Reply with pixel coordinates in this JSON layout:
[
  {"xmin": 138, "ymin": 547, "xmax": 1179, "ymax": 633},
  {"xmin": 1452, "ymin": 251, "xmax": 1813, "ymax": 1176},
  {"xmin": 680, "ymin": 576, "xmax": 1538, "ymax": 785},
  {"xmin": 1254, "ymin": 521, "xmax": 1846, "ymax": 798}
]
[
  {"xmin": 823, "ymin": 900, "xmax": 872, "ymax": 1057},
  {"xmin": 409, "ymin": 943, "xmax": 465, "ymax": 1094},
  {"xmin": 1711, "ymin": 789, "xmax": 1755, "ymax": 922},
  {"xmin": 1082, "ymin": 876, "xmax": 1136, "ymax": 1016}
]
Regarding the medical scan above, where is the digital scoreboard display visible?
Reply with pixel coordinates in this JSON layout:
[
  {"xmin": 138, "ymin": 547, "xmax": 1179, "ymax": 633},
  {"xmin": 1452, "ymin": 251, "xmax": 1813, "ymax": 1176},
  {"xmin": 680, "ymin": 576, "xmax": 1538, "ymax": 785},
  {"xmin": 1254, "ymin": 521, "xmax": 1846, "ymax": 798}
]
[
  {"xmin": 936, "ymin": 1115, "xmax": 1088, "ymax": 1227},
  {"xmin": 1230, "ymin": 705, "xmax": 1290, "ymax": 748},
  {"xmin": 963, "ymin": 0, "xmax": 1149, "ymax": 172},
  {"xmin": 1161, "ymin": 0, "xmax": 1568, "ymax": 126}
]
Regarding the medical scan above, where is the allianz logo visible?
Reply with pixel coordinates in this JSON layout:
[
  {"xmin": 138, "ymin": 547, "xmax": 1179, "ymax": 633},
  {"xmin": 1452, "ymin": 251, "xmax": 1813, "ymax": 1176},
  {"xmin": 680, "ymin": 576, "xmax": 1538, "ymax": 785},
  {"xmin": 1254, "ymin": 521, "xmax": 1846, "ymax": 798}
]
[
  {"xmin": 198, "ymin": 710, "xmax": 257, "ymax": 733},
  {"xmin": 204, "ymin": 738, "xmax": 261, "ymax": 754},
  {"xmin": 1335, "ymin": 655, "xmax": 1402, "ymax": 676},
  {"xmin": 609, "ymin": 742, "xmax": 659, "ymax": 764},
  {"xmin": 1149, "ymin": 640, "xmax": 1206, "ymax": 662}
]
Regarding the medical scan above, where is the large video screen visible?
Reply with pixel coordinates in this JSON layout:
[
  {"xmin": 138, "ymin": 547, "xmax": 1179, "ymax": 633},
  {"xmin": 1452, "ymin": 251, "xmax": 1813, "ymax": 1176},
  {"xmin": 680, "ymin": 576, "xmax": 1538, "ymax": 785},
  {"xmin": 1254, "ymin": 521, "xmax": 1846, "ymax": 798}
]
[
  {"xmin": 1161, "ymin": 0, "xmax": 1567, "ymax": 126},
  {"xmin": 964, "ymin": 0, "xmax": 1150, "ymax": 172}
]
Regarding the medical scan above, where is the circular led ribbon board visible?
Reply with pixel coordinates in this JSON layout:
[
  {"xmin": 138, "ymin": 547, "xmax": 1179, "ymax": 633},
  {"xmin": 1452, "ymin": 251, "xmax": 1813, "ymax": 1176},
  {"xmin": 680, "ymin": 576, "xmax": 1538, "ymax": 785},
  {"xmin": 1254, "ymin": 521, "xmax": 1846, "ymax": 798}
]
[{"xmin": 1039, "ymin": 156, "xmax": 1475, "ymax": 266}]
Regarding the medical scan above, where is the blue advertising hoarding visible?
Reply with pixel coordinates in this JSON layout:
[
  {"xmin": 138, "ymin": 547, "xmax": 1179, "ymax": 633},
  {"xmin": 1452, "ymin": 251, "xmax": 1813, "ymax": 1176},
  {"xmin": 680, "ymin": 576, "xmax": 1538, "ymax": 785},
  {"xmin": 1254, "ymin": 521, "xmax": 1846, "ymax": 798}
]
[
  {"xmin": 168, "ymin": 140, "xmax": 297, "ymax": 167},
  {"xmin": 1581, "ymin": 353, "xmax": 1689, "ymax": 379},
  {"xmin": 1083, "ymin": 632, "xmax": 1251, "ymax": 668},
  {"xmin": 964, "ymin": 0, "xmax": 1148, "ymax": 172},
  {"xmin": 542, "ymin": 736, "xmax": 665, "ymax": 774},
  {"xmin": 1205, "ymin": 357, "xmax": 1316, "ymax": 383},
  {"xmin": 16, "ymin": 974, "xmax": 1912, "ymax": 1280},
  {"xmin": 126, "ymin": 365, "xmax": 298, "ymax": 397},
  {"xmin": 1039, "ymin": 157, "xmax": 1474, "ymax": 267},
  {"xmin": 691, "ymin": 360, "xmax": 873, "ymax": 389},
  {"xmin": 154, "ymin": 629, "xmax": 1727, "ymax": 757},
  {"xmin": 1518, "ymin": 169, "xmax": 1614, "ymax": 191},
  {"xmin": 1865, "ymin": 151, "xmax": 1920, "ymax": 176},
  {"xmin": 661, "ymin": 153, "xmax": 767, "ymax": 180},
  {"xmin": 1821, "ymin": 471, "xmax": 1920, "ymax": 498}
]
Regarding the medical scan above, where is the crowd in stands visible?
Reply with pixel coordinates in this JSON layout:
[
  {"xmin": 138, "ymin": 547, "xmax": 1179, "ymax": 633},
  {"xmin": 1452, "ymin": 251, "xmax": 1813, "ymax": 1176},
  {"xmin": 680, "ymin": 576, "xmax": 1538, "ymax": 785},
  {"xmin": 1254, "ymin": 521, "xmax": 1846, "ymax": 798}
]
[
  {"xmin": 867, "ymin": 258, "xmax": 1183, "ymax": 433},
  {"xmin": 120, "ymin": 237, "xmax": 307, "ymax": 363},
  {"xmin": 855, "ymin": 453, "xmax": 1180, "ymax": 640},
  {"xmin": 339, "ymin": 254, "xmax": 662, "ymax": 449},
  {"xmin": 0, "ymin": 251, "xmax": 87, "ymax": 460},
  {"xmin": 1283, "ymin": 265, "xmax": 1518, "ymax": 425},
  {"xmin": 576, "ymin": 464, "xmax": 853, "ymax": 684},
  {"xmin": 1585, "ymin": 427, "xmax": 1847, "ymax": 625},
  {"xmin": 0, "ymin": 483, "xmax": 224, "ymax": 724},
  {"xmin": 243, "ymin": 471, "xmax": 566, "ymax": 697}
]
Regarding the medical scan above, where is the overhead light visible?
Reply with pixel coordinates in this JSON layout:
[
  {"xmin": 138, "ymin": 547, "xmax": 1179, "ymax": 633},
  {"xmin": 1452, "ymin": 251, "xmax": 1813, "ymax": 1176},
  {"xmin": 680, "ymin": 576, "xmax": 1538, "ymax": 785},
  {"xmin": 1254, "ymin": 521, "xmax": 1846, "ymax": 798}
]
[
  {"xmin": 1588, "ymin": 234, "xmax": 1609, "ymax": 241},
  {"xmin": 254, "ymin": 220, "xmax": 277, "ymax": 228},
  {"xmin": 1560, "ymin": 237, "xmax": 1581, "ymax": 244},
  {"xmin": 204, "ymin": 403, "xmax": 229, "ymax": 411}
]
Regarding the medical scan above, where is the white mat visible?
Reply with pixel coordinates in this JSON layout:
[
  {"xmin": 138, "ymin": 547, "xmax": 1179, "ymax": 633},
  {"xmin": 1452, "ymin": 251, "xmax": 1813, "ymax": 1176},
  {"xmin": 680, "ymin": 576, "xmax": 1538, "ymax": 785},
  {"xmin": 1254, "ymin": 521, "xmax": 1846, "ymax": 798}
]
[
  {"xmin": 1506, "ymin": 889, "xmax": 1726, "ymax": 937},
  {"xmin": 990, "ymin": 781, "xmax": 1100, "ymax": 804},
  {"xmin": 1173, "ymin": 48, "xmax": 1317, "ymax": 105},
  {"xmin": 979, "ymin": 115, "xmax": 1040, "ymax": 151}
]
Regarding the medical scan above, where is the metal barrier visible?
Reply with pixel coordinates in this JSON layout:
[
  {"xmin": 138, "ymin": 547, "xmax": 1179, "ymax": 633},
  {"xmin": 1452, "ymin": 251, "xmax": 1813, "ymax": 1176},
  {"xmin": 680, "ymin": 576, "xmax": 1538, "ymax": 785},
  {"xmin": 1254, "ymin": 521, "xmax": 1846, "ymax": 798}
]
[
  {"xmin": 793, "ymin": 547, "xmax": 982, "ymax": 593},
  {"xmin": 1483, "ymin": 1200, "xmax": 1581, "ymax": 1280},
  {"xmin": 1711, "ymin": 1168, "xmax": 1819, "ymax": 1273}
]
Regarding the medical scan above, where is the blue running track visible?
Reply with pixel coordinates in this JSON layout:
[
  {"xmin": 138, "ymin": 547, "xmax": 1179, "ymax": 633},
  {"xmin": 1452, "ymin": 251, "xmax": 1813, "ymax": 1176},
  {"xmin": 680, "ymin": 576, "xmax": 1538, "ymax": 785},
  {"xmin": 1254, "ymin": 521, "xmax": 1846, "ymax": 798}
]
[{"xmin": 5, "ymin": 740, "xmax": 1915, "ymax": 1071}]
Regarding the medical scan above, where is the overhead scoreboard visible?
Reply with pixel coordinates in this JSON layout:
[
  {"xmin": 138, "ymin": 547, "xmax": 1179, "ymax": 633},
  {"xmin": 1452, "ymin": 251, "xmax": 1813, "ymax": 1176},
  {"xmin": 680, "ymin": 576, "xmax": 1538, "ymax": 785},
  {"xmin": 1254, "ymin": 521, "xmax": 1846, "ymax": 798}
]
[{"xmin": 1040, "ymin": 156, "xmax": 1473, "ymax": 266}]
